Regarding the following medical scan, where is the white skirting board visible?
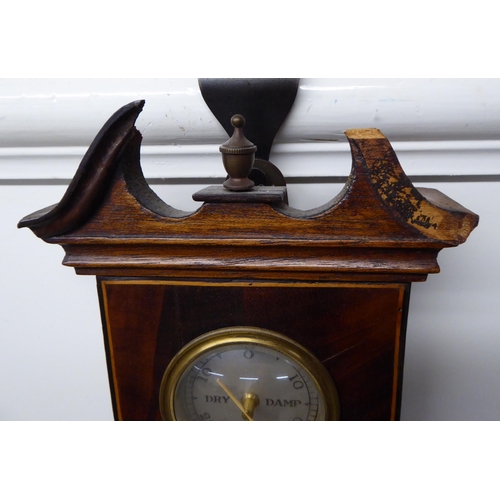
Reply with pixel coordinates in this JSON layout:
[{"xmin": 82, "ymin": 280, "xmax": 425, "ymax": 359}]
[{"xmin": 0, "ymin": 79, "xmax": 498, "ymax": 420}]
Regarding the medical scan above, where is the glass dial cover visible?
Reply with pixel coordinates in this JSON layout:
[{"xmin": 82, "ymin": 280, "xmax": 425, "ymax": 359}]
[{"xmin": 159, "ymin": 327, "xmax": 340, "ymax": 421}]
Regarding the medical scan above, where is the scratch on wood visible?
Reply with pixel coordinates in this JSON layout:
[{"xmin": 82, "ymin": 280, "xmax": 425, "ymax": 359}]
[{"xmin": 322, "ymin": 341, "xmax": 365, "ymax": 363}]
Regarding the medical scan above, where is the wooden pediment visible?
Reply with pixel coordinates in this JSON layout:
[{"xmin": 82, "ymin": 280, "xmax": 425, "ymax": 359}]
[{"xmin": 19, "ymin": 101, "xmax": 478, "ymax": 282}]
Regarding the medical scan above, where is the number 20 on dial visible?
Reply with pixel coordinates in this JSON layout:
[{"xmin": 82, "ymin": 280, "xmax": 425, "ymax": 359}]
[{"xmin": 159, "ymin": 327, "xmax": 341, "ymax": 421}]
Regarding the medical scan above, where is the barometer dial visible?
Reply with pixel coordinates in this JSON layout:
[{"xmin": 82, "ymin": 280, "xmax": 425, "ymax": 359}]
[{"xmin": 159, "ymin": 327, "xmax": 340, "ymax": 421}]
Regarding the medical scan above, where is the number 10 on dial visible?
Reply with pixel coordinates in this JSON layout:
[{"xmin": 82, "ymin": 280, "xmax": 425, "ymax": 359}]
[{"xmin": 159, "ymin": 327, "xmax": 341, "ymax": 421}]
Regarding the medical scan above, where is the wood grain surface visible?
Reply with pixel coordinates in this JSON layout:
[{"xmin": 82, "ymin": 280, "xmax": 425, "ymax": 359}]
[{"xmin": 100, "ymin": 280, "xmax": 408, "ymax": 421}]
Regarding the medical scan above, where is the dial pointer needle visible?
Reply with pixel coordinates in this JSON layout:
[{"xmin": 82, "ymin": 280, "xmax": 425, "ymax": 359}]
[{"xmin": 216, "ymin": 378, "xmax": 254, "ymax": 421}]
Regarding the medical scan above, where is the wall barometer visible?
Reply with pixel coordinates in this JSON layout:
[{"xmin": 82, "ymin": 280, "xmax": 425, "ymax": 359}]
[
  {"xmin": 18, "ymin": 79, "xmax": 479, "ymax": 420},
  {"xmin": 159, "ymin": 327, "xmax": 341, "ymax": 421}
]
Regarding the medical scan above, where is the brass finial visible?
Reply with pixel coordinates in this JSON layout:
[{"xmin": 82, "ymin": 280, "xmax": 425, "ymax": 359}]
[{"xmin": 220, "ymin": 114, "xmax": 257, "ymax": 191}]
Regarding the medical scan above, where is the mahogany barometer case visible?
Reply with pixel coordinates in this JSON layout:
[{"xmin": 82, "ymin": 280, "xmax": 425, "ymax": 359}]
[{"xmin": 19, "ymin": 79, "xmax": 478, "ymax": 421}]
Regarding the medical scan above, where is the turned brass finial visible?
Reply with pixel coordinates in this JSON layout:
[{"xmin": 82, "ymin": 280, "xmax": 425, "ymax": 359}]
[{"xmin": 220, "ymin": 114, "xmax": 257, "ymax": 191}]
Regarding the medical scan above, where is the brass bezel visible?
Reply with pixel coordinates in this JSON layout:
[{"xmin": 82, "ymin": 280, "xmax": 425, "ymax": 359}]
[{"xmin": 159, "ymin": 326, "xmax": 341, "ymax": 421}]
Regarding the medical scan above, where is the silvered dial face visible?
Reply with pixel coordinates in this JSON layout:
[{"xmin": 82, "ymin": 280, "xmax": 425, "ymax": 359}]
[{"xmin": 160, "ymin": 328, "xmax": 340, "ymax": 421}]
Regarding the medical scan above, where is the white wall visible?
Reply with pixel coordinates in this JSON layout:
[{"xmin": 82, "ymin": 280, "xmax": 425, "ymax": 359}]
[{"xmin": 1, "ymin": 78, "xmax": 498, "ymax": 420}]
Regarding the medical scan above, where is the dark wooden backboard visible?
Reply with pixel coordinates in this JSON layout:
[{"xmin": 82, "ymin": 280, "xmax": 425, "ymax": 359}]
[{"xmin": 99, "ymin": 279, "xmax": 410, "ymax": 420}]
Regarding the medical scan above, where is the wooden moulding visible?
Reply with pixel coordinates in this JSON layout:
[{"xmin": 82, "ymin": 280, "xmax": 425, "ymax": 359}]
[{"xmin": 18, "ymin": 101, "xmax": 479, "ymax": 282}]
